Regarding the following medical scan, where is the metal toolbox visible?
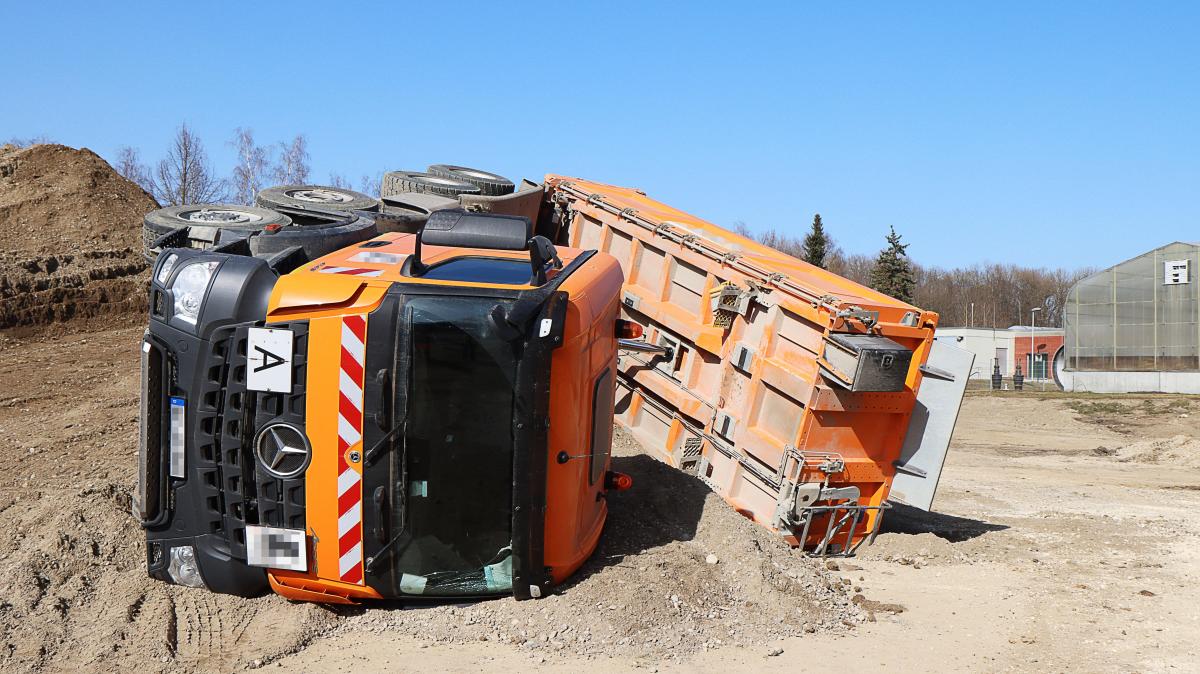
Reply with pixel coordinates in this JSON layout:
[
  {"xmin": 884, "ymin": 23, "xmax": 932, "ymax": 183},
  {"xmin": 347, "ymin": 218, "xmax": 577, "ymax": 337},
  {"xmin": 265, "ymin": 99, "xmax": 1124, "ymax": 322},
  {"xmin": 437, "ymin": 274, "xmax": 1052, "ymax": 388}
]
[{"xmin": 820, "ymin": 333, "xmax": 913, "ymax": 392}]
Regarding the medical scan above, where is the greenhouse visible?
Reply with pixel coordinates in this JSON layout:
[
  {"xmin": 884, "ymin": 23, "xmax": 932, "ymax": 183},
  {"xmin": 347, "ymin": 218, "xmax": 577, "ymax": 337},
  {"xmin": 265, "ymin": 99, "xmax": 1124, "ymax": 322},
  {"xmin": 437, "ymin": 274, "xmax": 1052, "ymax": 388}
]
[{"xmin": 1062, "ymin": 241, "xmax": 1200, "ymax": 393}]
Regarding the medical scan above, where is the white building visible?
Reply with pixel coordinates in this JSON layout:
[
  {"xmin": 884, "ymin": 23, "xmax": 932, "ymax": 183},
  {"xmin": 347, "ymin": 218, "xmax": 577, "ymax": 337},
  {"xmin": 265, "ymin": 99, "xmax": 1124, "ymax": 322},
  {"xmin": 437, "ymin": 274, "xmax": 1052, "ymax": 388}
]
[
  {"xmin": 935, "ymin": 328, "xmax": 1014, "ymax": 380},
  {"xmin": 936, "ymin": 326, "xmax": 1065, "ymax": 382}
]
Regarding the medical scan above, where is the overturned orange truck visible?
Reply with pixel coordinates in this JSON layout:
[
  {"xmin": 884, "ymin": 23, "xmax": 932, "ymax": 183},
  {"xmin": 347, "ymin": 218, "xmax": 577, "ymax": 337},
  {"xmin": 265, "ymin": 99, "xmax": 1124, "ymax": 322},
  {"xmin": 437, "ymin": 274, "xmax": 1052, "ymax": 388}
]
[{"xmin": 136, "ymin": 169, "xmax": 972, "ymax": 603}]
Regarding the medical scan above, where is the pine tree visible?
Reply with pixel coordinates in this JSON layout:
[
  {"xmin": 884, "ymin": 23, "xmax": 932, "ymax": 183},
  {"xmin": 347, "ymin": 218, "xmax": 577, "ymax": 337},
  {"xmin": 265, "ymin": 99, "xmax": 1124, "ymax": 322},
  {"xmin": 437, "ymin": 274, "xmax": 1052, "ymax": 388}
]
[
  {"xmin": 801, "ymin": 213, "xmax": 831, "ymax": 268},
  {"xmin": 870, "ymin": 226, "xmax": 915, "ymax": 303}
]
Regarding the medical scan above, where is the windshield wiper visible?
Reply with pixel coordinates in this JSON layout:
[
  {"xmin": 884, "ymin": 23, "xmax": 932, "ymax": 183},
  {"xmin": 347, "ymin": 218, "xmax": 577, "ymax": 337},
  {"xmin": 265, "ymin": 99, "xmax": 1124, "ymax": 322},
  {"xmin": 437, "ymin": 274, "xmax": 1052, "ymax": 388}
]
[
  {"xmin": 364, "ymin": 418, "xmax": 407, "ymax": 573},
  {"xmin": 364, "ymin": 418, "xmax": 405, "ymax": 465},
  {"xmin": 365, "ymin": 526, "xmax": 412, "ymax": 574}
]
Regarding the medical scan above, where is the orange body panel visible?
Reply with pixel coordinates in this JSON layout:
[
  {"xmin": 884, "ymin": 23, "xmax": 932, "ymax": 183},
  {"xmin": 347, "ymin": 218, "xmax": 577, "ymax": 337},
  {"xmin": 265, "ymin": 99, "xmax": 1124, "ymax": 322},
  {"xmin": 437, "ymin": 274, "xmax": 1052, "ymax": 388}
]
[{"xmin": 545, "ymin": 176, "xmax": 941, "ymax": 552}]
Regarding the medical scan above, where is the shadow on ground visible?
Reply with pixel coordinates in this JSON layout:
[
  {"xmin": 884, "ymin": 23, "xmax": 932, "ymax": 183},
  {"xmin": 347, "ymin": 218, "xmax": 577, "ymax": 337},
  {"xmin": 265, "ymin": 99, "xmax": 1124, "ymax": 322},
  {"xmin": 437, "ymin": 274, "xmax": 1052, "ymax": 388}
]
[{"xmin": 881, "ymin": 503, "xmax": 1009, "ymax": 542}]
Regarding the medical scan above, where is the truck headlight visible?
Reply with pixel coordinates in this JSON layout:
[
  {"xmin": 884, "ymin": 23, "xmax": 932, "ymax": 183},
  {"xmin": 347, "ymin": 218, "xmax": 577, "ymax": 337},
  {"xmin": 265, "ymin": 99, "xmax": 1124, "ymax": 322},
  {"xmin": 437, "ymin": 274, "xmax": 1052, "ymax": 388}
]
[
  {"xmin": 155, "ymin": 252, "xmax": 179, "ymax": 285},
  {"xmin": 167, "ymin": 545, "xmax": 206, "ymax": 588},
  {"xmin": 171, "ymin": 260, "xmax": 219, "ymax": 324}
]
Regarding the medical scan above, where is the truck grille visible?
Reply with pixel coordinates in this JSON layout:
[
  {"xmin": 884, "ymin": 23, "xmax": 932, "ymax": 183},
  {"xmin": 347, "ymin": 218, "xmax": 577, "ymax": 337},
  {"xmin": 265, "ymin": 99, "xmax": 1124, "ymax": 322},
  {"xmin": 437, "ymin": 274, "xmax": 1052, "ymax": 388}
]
[{"xmin": 193, "ymin": 322, "xmax": 309, "ymax": 559}]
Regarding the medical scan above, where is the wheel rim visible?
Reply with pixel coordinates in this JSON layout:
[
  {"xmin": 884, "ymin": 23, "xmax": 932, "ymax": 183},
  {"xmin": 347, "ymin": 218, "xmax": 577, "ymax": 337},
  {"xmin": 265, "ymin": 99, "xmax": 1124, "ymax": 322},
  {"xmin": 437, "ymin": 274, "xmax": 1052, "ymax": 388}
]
[
  {"xmin": 286, "ymin": 188, "xmax": 354, "ymax": 204},
  {"xmin": 180, "ymin": 208, "xmax": 264, "ymax": 225},
  {"xmin": 419, "ymin": 176, "xmax": 464, "ymax": 187},
  {"xmin": 455, "ymin": 168, "xmax": 498, "ymax": 180}
]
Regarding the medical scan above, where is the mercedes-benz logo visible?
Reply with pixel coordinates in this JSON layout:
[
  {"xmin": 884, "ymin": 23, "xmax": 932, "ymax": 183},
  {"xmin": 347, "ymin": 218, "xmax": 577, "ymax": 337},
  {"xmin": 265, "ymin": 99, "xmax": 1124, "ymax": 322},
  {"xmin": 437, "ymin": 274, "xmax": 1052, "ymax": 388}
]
[{"xmin": 254, "ymin": 423, "xmax": 311, "ymax": 479}]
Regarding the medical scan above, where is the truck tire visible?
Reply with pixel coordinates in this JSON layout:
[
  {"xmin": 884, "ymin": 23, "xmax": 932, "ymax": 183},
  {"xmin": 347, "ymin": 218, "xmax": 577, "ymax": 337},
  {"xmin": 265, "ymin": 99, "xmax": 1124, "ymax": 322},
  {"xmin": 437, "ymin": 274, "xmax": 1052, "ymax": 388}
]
[
  {"xmin": 142, "ymin": 205, "xmax": 378, "ymax": 262},
  {"xmin": 255, "ymin": 185, "xmax": 380, "ymax": 213},
  {"xmin": 143, "ymin": 205, "xmax": 291, "ymax": 261},
  {"xmin": 427, "ymin": 164, "xmax": 514, "ymax": 196},
  {"xmin": 380, "ymin": 171, "xmax": 481, "ymax": 198}
]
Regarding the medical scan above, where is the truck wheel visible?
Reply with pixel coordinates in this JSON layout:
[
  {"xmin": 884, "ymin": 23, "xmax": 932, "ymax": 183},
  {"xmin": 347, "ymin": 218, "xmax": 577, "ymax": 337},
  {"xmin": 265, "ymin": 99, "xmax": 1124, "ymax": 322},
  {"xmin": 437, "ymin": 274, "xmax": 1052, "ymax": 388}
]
[
  {"xmin": 427, "ymin": 164, "xmax": 514, "ymax": 196},
  {"xmin": 143, "ymin": 205, "xmax": 291, "ymax": 261},
  {"xmin": 142, "ymin": 205, "xmax": 378, "ymax": 262},
  {"xmin": 256, "ymin": 185, "xmax": 380, "ymax": 213},
  {"xmin": 380, "ymin": 171, "xmax": 481, "ymax": 198}
]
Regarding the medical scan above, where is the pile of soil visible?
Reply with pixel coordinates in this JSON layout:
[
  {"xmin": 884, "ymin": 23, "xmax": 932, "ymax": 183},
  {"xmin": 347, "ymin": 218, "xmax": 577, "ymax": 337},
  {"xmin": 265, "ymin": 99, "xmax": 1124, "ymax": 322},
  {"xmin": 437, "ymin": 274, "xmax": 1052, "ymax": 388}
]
[
  {"xmin": 1114, "ymin": 434, "xmax": 1200, "ymax": 468},
  {"xmin": 0, "ymin": 326, "xmax": 860, "ymax": 672},
  {"xmin": 0, "ymin": 143, "xmax": 157, "ymax": 330},
  {"xmin": 331, "ymin": 432, "xmax": 862, "ymax": 662},
  {"xmin": 0, "ymin": 327, "xmax": 337, "ymax": 673}
]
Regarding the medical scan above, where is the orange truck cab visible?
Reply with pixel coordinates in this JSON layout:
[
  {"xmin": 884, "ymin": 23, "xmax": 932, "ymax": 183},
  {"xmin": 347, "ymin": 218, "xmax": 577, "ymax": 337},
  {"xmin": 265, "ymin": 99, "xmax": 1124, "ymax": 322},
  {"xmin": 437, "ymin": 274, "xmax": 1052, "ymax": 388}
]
[{"xmin": 136, "ymin": 211, "xmax": 625, "ymax": 602}]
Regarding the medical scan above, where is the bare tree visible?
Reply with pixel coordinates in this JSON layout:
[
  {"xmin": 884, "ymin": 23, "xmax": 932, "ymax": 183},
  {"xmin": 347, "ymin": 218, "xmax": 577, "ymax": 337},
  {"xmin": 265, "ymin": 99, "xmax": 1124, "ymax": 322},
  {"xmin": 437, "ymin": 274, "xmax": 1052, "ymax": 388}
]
[
  {"xmin": 4, "ymin": 134, "xmax": 53, "ymax": 148},
  {"xmin": 358, "ymin": 172, "xmax": 383, "ymax": 198},
  {"xmin": 273, "ymin": 134, "xmax": 310, "ymax": 185},
  {"xmin": 149, "ymin": 124, "xmax": 226, "ymax": 206},
  {"xmin": 113, "ymin": 146, "xmax": 154, "ymax": 194},
  {"xmin": 229, "ymin": 128, "xmax": 271, "ymax": 205},
  {"xmin": 328, "ymin": 173, "xmax": 353, "ymax": 190}
]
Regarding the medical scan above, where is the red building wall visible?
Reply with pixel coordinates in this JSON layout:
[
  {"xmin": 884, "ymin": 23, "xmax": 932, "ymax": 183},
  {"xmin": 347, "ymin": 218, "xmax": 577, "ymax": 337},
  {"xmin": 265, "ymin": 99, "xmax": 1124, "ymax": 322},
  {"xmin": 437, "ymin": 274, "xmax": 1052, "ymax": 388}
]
[{"xmin": 1013, "ymin": 331, "xmax": 1064, "ymax": 378}]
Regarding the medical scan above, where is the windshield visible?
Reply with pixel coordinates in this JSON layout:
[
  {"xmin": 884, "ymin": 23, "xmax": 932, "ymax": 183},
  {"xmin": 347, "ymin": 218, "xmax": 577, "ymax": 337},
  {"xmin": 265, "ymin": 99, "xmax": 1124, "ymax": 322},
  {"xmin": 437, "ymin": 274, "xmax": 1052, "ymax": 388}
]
[{"xmin": 388, "ymin": 295, "xmax": 518, "ymax": 596}]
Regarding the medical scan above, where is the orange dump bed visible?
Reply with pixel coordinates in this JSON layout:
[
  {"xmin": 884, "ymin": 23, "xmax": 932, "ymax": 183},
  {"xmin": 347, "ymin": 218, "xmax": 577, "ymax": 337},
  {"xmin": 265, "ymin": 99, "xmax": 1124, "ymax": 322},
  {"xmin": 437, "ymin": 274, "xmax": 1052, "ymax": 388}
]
[{"xmin": 544, "ymin": 176, "xmax": 973, "ymax": 553}]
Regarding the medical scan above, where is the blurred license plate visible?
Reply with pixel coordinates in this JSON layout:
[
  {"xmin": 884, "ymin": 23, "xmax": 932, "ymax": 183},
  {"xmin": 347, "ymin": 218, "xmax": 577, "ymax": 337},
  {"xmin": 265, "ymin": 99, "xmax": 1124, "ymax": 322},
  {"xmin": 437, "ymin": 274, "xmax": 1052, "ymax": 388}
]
[
  {"xmin": 245, "ymin": 525, "xmax": 307, "ymax": 572},
  {"xmin": 169, "ymin": 397, "xmax": 186, "ymax": 478}
]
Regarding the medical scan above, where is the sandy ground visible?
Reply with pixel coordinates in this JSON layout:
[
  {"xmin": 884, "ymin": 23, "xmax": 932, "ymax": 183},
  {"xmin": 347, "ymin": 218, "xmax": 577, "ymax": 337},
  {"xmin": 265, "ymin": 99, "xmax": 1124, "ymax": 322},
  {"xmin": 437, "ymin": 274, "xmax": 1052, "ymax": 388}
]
[
  {"xmin": 278, "ymin": 393, "xmax": 1200, "ymax": 674},
  {"xmin": 1, "ymin": 324, "xmax": 1198, "ymax": 673}
]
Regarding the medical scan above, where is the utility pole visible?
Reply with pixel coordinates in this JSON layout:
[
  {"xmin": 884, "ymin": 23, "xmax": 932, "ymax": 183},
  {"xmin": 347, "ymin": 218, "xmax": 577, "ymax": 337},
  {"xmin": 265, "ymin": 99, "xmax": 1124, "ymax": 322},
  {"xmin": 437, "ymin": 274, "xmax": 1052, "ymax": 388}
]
[{"xmin": 1031, "ymin": 307, "xmax": 1043, "ymax": 391}]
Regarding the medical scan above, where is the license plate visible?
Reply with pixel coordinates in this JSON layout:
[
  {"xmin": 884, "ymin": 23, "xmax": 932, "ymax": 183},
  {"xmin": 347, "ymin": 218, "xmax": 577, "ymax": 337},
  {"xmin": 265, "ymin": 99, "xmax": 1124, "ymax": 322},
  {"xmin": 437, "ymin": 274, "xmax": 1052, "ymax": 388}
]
[
  {"xmin": 246, "ymin": 525, "xmax": 308, "ymax": 572},
  {"xmin": 169, "ymin": 397, "xmax": 186, "ymax": 478},
  {"xmin": 247, "ymin": 327, "xmax": 294, "ymax": 393}
]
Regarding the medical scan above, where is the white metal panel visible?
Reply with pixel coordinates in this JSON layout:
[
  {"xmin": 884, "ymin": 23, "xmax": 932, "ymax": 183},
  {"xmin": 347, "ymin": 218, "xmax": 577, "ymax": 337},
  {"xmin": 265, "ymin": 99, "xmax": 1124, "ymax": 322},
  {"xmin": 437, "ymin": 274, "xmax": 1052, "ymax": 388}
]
[
  {"xmin": 247, "ymin": 327, "xmax": 294, "ymax": 393},
  {"xmin": 889, "ymin": 341, "xmax": 974, "ymax": 511}
]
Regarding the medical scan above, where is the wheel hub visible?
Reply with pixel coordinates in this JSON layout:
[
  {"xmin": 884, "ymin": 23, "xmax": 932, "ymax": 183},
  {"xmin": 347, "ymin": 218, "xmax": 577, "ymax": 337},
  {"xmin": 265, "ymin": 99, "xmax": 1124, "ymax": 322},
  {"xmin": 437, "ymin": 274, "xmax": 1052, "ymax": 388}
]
[
  {"xmin": 183, "ymin": 209, "xmax": 263, "ymax": 225},
  {"xmin": 287, "ymin": 188, "xmax": 353, "ymax": 203}
]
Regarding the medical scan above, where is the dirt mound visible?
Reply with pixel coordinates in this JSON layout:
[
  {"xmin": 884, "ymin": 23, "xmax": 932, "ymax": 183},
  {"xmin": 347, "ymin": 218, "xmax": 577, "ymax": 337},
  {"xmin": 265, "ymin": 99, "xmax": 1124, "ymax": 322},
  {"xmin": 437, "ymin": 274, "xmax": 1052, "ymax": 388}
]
[
  {"xmin": 327, "ymin": 431, "xmax": 862, "ymax": 663},
  {"xmin": 0, "ymin": 143, "xmax": 157, "ymax": 330},
  {"xmin": 0, "ymin": 327, "xmax": 337, "ymax": 673},
  {"xmin": 1114, "ymin": 435, "xmax": 1200, "ymax": 468}
]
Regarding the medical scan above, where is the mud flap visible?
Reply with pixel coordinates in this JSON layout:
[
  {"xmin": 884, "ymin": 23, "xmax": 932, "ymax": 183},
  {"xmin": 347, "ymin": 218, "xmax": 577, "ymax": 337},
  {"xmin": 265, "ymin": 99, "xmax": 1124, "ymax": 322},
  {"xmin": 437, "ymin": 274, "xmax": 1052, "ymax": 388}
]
[{"xmin": 889, "ymin": 340, "xmax": 975, "ymax": 511}]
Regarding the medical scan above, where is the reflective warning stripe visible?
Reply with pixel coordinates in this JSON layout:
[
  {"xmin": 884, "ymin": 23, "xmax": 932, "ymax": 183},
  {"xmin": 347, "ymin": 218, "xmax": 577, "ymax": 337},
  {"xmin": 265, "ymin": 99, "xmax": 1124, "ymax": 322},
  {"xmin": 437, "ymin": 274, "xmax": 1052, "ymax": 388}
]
[
  {"xmin": 320, "ymin": 267, "xmax": 384, "ymax": 277},
  {"xmin": 336, "ymin": 313, "xmax": 367, "ymax": 584}
]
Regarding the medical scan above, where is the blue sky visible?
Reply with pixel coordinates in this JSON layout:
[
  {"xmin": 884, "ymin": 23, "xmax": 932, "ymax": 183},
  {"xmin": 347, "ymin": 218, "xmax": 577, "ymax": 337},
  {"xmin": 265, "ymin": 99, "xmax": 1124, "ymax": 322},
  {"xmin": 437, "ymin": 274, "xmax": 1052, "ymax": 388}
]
[{"xmin": 2, "ymin": 2, "xmax": 1196, "ymax": 269}]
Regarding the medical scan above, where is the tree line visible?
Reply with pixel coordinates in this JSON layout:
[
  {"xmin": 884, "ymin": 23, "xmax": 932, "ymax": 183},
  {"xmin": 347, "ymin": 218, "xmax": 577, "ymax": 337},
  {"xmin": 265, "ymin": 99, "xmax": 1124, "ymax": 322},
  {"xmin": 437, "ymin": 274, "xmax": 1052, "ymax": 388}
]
[
  {"xmin": 738, "ymin": 216, "xmax": 1090, "ymax": 328},
  {"xmin": 111, "ymin": 124, "xmax": 383, "ymax": 207},
  {"xmin": 9, "ymin": 129, "xmax": 1088, "ymax": 328}
]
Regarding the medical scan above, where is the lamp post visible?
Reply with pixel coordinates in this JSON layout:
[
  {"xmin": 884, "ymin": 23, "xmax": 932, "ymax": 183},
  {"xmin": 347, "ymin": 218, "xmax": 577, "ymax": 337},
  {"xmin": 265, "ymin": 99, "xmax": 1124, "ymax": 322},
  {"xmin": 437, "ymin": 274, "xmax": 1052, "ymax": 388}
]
[{"xmin": 1031, "ymin": 307, "xmax": 1042, "ymax": 390}]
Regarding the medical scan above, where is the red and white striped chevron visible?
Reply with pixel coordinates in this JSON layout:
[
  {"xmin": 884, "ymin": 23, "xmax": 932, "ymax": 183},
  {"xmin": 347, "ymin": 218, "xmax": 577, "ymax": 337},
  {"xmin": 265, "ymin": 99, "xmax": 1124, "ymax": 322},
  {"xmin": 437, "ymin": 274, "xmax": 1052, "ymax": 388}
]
[
  {"xmin": 320, "ymin": 266, "xmax": 384, "ymax": 277},
  {"xmin": 337, "ymin": 313, "xmax": 367, "ymax": 584}
]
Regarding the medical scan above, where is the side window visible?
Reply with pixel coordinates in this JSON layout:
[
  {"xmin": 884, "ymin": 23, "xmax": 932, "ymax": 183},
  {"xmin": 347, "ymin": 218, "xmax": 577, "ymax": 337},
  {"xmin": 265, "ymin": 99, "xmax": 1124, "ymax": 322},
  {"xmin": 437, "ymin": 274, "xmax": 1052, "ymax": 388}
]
[{"xmin": 589, "ymin": 368, "xmax": 615, "ymax": 485}]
